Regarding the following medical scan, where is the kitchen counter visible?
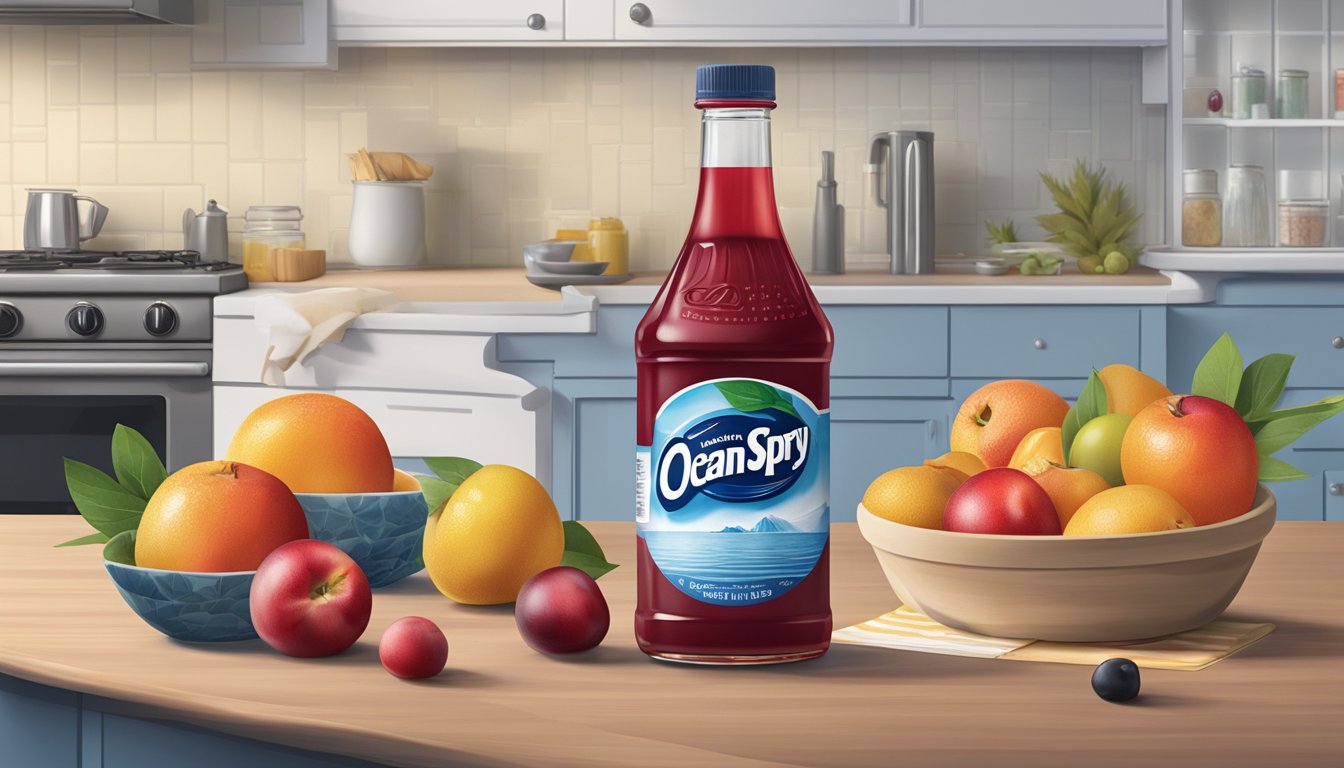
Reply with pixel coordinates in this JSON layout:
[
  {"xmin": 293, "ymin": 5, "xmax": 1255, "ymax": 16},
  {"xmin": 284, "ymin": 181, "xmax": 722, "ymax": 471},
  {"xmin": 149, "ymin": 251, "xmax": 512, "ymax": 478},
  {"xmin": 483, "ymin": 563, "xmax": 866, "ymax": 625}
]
[
  {"xmin": 242, "ymin": 267, "xmax": 1218, "ymax": 306},
  {"xmin": 1, "ymin": 516, "xmax": 1340, "ymax": 767}
]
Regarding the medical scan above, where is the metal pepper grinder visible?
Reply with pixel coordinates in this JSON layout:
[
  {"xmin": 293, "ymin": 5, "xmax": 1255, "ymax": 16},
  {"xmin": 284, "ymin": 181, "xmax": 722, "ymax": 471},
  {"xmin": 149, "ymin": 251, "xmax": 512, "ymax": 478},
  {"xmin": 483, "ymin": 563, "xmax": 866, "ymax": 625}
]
[{"xmin": 812, "ymin": 151, "xmax": 845, "ymax": 274}]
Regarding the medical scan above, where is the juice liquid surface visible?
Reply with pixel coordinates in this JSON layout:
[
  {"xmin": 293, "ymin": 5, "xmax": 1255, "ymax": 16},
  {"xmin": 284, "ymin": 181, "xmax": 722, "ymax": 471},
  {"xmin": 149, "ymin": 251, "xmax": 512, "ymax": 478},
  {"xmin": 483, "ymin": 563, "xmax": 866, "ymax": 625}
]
[{"xmin": 635, "ymin": 165, "xmax": 834, "ymax": 664}]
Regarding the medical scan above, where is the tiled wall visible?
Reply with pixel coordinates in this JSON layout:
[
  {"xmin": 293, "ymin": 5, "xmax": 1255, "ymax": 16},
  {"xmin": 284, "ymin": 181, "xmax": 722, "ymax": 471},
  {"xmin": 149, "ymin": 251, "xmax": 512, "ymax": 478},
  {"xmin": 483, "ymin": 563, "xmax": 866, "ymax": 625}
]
[{"xmin": 0, "ymin": 26, "xmax": 1166, "ymax": 269}]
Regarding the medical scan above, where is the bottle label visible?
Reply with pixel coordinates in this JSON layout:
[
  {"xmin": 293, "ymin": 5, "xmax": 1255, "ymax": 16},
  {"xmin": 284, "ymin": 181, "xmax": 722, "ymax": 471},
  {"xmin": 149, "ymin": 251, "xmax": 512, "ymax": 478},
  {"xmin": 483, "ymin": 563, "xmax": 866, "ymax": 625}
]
[{"xmin": 636, "ymin": 378, "xmax": 829, "ymax": 606}]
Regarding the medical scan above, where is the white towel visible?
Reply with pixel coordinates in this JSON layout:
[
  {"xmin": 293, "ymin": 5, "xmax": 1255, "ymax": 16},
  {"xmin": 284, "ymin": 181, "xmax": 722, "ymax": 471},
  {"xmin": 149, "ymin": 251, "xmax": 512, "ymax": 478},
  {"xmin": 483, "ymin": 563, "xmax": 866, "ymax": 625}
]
[{"xmin": 252, "ymin": 288, "xmax": 399, "ymax": 386}]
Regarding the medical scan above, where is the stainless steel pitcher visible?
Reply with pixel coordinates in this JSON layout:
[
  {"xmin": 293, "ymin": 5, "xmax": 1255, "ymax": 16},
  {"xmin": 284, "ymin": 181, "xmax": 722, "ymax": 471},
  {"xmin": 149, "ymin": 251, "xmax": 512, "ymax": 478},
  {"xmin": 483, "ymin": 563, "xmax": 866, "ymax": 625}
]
[
  {"xmin": 183, "ymin": 199, "xmax": 230, "ymax": 262},
  {"xmin": 868, "ymin": 131, "xmax": 935, "ymax": 274},
  {"xmin": 23, "ymin": 189, "xmax": 109, "ymax": 253}
]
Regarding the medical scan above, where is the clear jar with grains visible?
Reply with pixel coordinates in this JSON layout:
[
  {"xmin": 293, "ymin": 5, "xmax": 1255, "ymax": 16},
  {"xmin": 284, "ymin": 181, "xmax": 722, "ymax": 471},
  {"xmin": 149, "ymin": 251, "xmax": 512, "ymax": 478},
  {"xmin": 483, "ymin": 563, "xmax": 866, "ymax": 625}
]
[
  {"xmin": 1277, "ymin": 170, "xmax": 1328, "ymax": 247},
  {"xmin": 1182, "ymin": 169, "xmax": 1222, "ymax": 247},
  {"xmin": 242, "ymin": 206, "xmax": 305, "ymax": 283}
]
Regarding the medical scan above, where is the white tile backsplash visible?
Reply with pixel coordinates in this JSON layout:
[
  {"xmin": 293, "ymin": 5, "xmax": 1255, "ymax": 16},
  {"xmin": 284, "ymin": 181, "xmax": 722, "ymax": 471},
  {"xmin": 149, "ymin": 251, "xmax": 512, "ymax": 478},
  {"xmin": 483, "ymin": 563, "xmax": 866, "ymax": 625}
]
[{"xmin": 0, "ymin": 27, "xmax": 1165, "ymax": 268}]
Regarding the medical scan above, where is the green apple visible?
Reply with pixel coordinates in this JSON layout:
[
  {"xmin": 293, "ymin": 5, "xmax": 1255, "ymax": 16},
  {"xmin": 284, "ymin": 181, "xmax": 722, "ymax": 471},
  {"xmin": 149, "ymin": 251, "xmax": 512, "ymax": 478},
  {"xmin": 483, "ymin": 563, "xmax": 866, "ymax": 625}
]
[{"xmin": 1069, "ymin": 413, "xmax": 1132, "ymax": 487}]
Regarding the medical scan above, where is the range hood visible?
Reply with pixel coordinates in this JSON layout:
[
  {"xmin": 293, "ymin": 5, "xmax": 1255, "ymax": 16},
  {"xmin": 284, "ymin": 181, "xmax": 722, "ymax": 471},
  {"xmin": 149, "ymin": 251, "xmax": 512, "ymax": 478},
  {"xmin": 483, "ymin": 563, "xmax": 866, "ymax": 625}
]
[{"xmin": 0, "ymin": 1, "xmax": 192, "ymax": 24}]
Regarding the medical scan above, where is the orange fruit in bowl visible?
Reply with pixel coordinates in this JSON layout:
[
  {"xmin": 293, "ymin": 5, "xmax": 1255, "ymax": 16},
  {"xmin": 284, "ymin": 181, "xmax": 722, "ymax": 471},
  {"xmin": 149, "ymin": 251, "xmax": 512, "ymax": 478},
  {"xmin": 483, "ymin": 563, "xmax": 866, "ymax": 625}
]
[
  {"xmin": 950, "ymin": 380, "xmax": 1070, "ymax": 468},
  {"xmin": 1007, "ymin": 427, "xmax": 1064, "ymax": 470},
  {"xmin": 1063, "ymin": 485, "xmax": 1196, "ymax": 535},
  {"xmin": 924, "ymin": 450, "xmax": 987, "ymax": 479},
  {"xmin": 1120, "ymin": 395, "xmax": 1258, "ymax": 526},
  {"xmin": 861, "ymin": 466, "xmax": 961, "ymax": 529},
  {"xmin": 1098, "ymin": 364, "xmax": 1173, "ymax": 418},
  {"xmin": 135, "ymin": 461, "xmax": 309, "ymax": 572},
  {"xmin": 392, "ymin": 468, "xmax": 421, "ymax": 492},
  {"xmin": 226, "ymin": 393, "xmax": 394, "ymax": 493},
  {"xmin": 1022, "ymin": 458, "xmax": 1111, "ymax": 528}
]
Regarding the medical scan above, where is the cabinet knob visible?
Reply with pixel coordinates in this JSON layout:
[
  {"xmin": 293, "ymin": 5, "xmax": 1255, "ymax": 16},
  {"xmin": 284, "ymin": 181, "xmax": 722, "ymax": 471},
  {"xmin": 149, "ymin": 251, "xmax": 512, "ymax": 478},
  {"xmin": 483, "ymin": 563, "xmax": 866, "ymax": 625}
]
[
  {"xmin": 629, "ymin": 3, "xmax": 652, "ymax": 24},
  {"xmin": 1331, "ymin": 483, "xmax": 1343, "ymax": 496},
  {"xmin": 1333, "ymin": 336, "xmax": 1344, "ymax": 349},
  {"xmin": 1033, "ymin": 338, "xmax": 1046, "ymax": 350},
  {"xmin": 526, "ymin": 13, "xmax": 546, "ymax": 30}
]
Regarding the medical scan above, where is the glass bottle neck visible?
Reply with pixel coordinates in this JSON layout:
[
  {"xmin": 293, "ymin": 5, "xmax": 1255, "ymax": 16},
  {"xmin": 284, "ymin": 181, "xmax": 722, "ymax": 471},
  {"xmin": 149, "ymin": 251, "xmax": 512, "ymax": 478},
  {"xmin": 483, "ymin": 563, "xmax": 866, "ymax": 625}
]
[
  {"xmin": 689, "ymin": 105, "xmax": 782, "ymax": 239},
  {"xmin": 700, "ymin": 106, "xmax": 773, "ymax": 168}
]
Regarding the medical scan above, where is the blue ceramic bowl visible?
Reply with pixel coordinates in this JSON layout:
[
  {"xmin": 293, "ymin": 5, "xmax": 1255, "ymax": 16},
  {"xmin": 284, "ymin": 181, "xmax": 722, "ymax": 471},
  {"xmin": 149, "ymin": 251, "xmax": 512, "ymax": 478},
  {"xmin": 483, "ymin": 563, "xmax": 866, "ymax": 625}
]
[
  {"xmin": 295, "ymin": 490, "xmax": 428, "ymax": 588},
  {"xmin": 104, "ymin": 560, "xmax": 258, "ymax": 643}
]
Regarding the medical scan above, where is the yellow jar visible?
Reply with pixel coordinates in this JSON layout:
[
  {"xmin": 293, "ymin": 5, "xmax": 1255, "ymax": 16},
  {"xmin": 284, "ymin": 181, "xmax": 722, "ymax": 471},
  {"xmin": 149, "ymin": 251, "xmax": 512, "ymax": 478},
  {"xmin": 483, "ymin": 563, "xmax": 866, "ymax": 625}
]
[
  {"xmin": 554, "ymin": 228, "xmax": 593, "ymax": 262},
  {"xmin": 242, "ymin": 206, "xmax": 304, "ymax": 283},
  {"xmin": 588, "ymin": 217, "xmax": 628, "ymax": 275}
]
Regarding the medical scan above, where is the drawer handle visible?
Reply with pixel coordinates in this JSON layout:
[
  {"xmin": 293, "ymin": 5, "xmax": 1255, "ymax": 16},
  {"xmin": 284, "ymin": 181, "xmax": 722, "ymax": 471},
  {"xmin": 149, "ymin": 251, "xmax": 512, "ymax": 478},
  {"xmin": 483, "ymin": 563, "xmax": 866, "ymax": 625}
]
[
  {"xmin": 526, "ymin": 13, "xmax": 546, "ymax": 30},
  {"xmin": 1333, "ymin": 336, "xmax": 1344, "ymax": 349},
  {"xmin": 629, "ymin": 2, "xmax": 652, "ymax": 24},
  {"xmin": 1331, "ymin": 484, "xmax": 1343, "ymax": 496},
  {"xmin": 1033, "ymin": 338, "xmax": 1046, "ymax": 350}
]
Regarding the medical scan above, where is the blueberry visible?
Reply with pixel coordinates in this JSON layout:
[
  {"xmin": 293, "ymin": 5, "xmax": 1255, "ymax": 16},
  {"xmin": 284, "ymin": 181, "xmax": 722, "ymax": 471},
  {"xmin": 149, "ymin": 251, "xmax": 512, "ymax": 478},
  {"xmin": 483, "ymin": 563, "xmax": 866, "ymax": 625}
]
[{"xmin": 1092, "ymin": 658, "xmax": 1141, "ymax": 702}]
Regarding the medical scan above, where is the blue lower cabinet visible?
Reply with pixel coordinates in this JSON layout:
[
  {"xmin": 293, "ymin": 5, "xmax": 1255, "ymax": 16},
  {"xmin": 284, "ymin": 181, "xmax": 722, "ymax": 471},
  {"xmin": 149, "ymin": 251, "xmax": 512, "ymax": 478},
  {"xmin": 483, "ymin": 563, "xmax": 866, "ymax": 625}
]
[
  {"xmin": 551, "ymin": 378, "xmax": 636, "ymax": 522},
  {"xmin": 1168, "ymin": 307, "xmax": 1344, "ymax": 390},
  {"xmin": 99, "ymin": 714, "xmax": 386, "ymax": 768},
  {"xmin": 0, "ymin": 675, "xmax": 79, "ymax": 768},
  {"xmin": 951, "ymin": 378, "xmax": 1088, "ymax": 403},
  {"xmin": 1326, "ymin": 472, "xmax": 1344, "ymax": 521},
  {"xmin": 950, "ymin": 307, "xmax": 1142, "ymax": 378},
  {"xmin": 830, "ymin": 397, "xmax": 952, "ymax": 522}
]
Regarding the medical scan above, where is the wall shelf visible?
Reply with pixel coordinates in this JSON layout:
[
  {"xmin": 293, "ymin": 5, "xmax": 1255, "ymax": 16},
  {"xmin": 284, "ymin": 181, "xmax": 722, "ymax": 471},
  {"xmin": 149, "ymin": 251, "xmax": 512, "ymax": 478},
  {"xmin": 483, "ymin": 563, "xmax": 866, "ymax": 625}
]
[
  {"xmin": 1184, "ymin": 118, "xmax": 1344, "ymax": 128},
  {"xmin": 1143, "ymin": 246, "xmax": 1344, "ymax": 272}
]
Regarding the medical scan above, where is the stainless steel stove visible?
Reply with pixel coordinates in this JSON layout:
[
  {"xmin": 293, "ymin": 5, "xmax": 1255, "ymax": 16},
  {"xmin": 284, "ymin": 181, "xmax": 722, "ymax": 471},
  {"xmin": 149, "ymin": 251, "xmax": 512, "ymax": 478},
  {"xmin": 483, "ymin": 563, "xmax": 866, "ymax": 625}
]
[{"xmin": 0, "ymin": 249, "xmax": 248, "ymax": 514}]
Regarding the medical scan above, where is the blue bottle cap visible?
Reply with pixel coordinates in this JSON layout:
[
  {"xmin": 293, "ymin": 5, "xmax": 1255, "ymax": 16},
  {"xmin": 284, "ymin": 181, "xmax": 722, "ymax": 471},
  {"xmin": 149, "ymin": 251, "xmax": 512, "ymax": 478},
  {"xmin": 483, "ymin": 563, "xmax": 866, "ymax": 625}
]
[{"xmin": 695, "ymin": 64, "xmax": 775, "ymax": 101}]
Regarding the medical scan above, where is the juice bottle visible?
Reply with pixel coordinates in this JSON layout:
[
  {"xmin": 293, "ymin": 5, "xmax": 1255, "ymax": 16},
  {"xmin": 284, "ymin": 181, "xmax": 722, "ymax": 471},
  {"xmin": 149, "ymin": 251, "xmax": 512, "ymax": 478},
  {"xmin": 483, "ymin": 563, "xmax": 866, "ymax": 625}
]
[{"xmin": 635, "ymin": 65, "xmax": 834, "ymax": 665}]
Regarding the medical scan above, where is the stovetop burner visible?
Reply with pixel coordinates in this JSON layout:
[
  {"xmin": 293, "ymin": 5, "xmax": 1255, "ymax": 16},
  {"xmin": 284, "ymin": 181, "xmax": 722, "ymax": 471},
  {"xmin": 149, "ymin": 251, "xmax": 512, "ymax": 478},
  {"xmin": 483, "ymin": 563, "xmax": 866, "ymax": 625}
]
[{"xmin": 0, "ymin": 249, "xmax": 233, "ymax": 273}]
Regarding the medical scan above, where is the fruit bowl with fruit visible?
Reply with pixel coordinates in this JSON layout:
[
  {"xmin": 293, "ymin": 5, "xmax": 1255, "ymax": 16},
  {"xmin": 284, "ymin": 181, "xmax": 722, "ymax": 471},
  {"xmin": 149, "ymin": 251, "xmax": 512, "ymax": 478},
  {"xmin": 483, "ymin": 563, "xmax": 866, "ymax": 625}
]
[
  {"xmin": 857, "ymin": 336, "xmax": 1344, "ymax": 642},
  {"xmin": 104, "ymin": 550, "xmax": 259, "ymax": 643}
]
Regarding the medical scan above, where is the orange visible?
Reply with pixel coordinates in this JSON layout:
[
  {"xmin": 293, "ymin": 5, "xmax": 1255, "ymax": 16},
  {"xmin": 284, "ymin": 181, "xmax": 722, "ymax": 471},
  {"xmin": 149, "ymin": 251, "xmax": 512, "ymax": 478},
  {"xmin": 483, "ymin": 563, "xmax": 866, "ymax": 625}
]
[
  {"xmin": 422, "ymin": 465, "xmax": 564, "ymax": 605},
  {"xmin": 861, "ymin": 466, "xmax": 961, "ymax": 529},
  {"xmin": 226, "ymin": 393, "xmax": 394, "ymax": 493},
  {"xmin": 1121, "ymin": 395, "xmax": 1259, "ymax": 526},
  {"xmin": 1063, "ymin": 485, "xmax": 1195, "ymax": 535},
  {"xmin": 135, "ymin": 461, "xmax": 309, "ymax": 572},
  {"xmin": 950, "ymin": 380, "xmax": 1071, "ymax": 468},
  {"xmin": 1022, "ymin": 458, "xmax": 1111, "ymax": 528},
  {"xmin": 924, "ymin": 451, "xmax": 987, "ymax": 479},
  {"xmin": 392, "ymin": 469, "xmax": 421, "ymax": 492},
  {"xmin": 1098, "ymin": 364, "xmax": 1173, "ymax": 418},
  {"xmin": 1007, "ymin": 427, "xmax": 1065, "ymax": 470}
]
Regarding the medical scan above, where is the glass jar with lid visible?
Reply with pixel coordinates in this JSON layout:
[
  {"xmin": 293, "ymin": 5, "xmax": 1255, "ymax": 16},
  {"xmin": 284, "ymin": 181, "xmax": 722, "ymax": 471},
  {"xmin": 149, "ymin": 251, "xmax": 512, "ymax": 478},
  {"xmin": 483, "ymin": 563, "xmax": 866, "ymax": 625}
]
[
  {"xmin": 1277, "ymin": 69, "xmax": 1309, "ymax": 119},
  {"xmin": 1277, "ymin": 170, "xmax": 1327, "ymax": 247},
  {"xmin": 1223, "ymin": 165, "xmax": 1270, "ymax": 246},
  {"xmin": 1231, "ymin": 65, "xmax": 1267, "ymax": 119},
  {"xmin": 242, "ymin": 206, "xmax": 305, "ymax": 283},
  {"xmin": 1182, "ymin": 169, "xmax": 1222, "ymax": 247}
]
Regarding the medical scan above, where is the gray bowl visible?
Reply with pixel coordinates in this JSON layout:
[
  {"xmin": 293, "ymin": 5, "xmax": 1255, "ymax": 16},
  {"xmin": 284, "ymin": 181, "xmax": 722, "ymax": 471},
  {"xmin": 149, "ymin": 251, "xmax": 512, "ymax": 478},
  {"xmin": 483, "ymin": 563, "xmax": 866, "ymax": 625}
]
[
  {"xmin": 525, "ymin": 257, "xmax": 609, "ymax": 276},
  {"xmin": 522, "ymin": 240, "xmax": 584, "ymax": 263}
]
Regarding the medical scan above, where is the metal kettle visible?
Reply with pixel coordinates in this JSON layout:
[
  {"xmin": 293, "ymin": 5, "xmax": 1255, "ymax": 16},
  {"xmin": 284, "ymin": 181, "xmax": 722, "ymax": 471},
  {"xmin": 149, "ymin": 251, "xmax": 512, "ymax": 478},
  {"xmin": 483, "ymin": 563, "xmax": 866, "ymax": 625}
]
[
  {"xmin": 183, "ymin": 200, "xmax": 229, "ymax": 262},
  {"xmin": 868, "ymin": 130, "xmax": 935, "ymax": 274},
  {"xmin": 23, "ymin": 189, "xmax": 109, "ymax": 253}
]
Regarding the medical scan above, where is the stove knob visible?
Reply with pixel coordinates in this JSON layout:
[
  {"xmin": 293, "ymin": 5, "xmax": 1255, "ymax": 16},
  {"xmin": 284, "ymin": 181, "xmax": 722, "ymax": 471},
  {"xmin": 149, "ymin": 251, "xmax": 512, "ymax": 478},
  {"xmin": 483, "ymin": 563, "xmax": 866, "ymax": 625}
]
[
  {"xmin": 67, "ymin": 303, "xmax": 104, "ymax": 337},
  {"xmin": 144, "ymin": 302, "xmax": 178, "ymax": 337},
  {"xmin": 0, "ymin": 303, "xmax": 21, "ymax": 338}
]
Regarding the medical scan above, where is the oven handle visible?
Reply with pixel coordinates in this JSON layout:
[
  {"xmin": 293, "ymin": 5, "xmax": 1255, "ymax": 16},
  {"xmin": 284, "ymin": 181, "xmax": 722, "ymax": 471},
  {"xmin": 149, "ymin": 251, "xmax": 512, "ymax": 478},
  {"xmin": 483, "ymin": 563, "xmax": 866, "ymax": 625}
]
[{"xmin": 0, "ymin": 362, "xmax": 210, "ymax": 378}]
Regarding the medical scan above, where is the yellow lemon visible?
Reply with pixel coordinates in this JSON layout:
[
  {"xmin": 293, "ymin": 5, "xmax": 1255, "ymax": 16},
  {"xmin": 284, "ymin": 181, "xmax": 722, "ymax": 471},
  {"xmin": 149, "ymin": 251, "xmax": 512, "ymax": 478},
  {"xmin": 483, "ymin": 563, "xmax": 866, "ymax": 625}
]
[
  {"xmin": 423, "ymin": 465, "xmax": 564, "ymax": 605},
  {"xmin": 1063, "ymin": 485, "xmax": 1196, "ymax": 536},
  {"xmin": 861, "ymin": 466, "xmax": 960, "ymax": 530}
]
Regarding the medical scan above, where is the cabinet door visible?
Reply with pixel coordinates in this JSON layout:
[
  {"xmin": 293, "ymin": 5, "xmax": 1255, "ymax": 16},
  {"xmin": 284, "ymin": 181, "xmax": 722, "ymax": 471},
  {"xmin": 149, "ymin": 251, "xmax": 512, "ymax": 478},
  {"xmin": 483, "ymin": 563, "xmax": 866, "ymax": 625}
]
[
  {"xmin": 831, "ymin": 397, "xmax": 949, "ymax": 523},
  {"xmin": 193, "ymin": 0, "xmax": 334, "ymax": 69},
  {"xmin": 551, "ymin": 378, "xmax": 636, "ymax": 521},
  {"xmin": 950, "ymin": 307, "xmax": 1141, "ymax": 379},
  {"xmin": 919, "ymin": 0, "xmax": 1167, "ymax": 44},
  {"xmin": 333, "ymin": 0, "xmax": 564, "ymax": 43},
  {"xmin": 611, "ymin": 0, "xmax": 913, "ymax": 42},
  {"xmin": 0, "ymin": 676, "xmax": 79, "ymax": 768}
]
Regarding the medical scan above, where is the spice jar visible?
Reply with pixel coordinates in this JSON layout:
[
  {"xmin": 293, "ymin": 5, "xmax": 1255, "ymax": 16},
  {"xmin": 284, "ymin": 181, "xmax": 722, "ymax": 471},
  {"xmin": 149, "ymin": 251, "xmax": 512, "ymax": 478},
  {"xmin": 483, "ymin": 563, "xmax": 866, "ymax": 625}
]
[
  {"xmin": 1277, "ymin": 170, "xmax": 1327, "ymax": 247},
  {"xmin": 588, "ymin": 217, "xmax": 629, "ymax": 276},
  {"xmin": 242, "ymin": 206, "xmax": 305, "ymax": 283},
  {"xmin": 1277, "ymin": 69, "xmax": 1309, "ymax": 119},
  {"xmin": 1182, "ymin": 169, "xmax": 1222, "ymax": 247},
  {"xmin": 1223, "ymin": 165, "xmax": 1270, "ymax": 246},
  {"xmin": 1335, "ymin": 69, "xmax": 1344, "ymax": 118},
  {"xmin": 1231, "ymin": 65, "xmax": 1267, "ymax": 119}
]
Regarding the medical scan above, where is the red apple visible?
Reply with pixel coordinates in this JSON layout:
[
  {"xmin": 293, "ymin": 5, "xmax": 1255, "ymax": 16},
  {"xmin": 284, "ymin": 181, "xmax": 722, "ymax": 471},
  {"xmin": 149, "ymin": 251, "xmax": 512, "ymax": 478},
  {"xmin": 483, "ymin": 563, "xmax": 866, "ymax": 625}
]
[
  {"xmin": 250, "ymin": 540, "xmax": 372, "ymax": 657},
  {"xmin": 943, "ymin": 467, "xmax": 1061, "ymax": 535},
  {"xmin": 515, "ymin": 566, "xmax": 610, "ymax": 655},
  {"xmin": 379, "ymin": 616, "xmax": 449, "ymax": 680}
]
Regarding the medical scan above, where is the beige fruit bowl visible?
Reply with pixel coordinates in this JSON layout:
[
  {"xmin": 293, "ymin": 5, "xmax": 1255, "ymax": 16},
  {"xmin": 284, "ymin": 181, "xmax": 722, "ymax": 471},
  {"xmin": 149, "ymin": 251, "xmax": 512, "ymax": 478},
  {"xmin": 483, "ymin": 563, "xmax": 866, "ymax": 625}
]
[{"xmin": 857, "ymin": 485, "xmax": 1277, "ymax": 642}]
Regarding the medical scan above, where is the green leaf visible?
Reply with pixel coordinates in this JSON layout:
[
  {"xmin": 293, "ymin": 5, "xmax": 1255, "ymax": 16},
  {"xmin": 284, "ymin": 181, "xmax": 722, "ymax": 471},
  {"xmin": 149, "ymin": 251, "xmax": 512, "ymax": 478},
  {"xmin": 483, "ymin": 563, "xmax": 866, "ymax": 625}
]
[
  {"xmin": 1075, "ymin": 370, "xmax": 1108, "ymax": 424},
  {"xmin": 1257, "ymin": 455, "xmax": 1312, "ymax": 483},
  {"xmin": 55, "ymin": 531, "xmax": 110, "ymax": 548},
  {"xmin": 423, "ymin": 457, "xmax": 483, "ymax": 487},
  {"xmin": 416, "ymin": 474, "xmax": 459, "ymax": 518},
  {"xmin": 102, "ymin": 529, "xmax": 137, "ymax": 566},
  {"xmin": 1191, "ymin": 333, "xmax": 1243, "ymax": 407},
  {"xmin": 1252, "ymin": 397, "xmax": 1344, "ymax": 456},
  {"xmin": 1250, "ymin": 395, "xmax": 1344, "ymax": 431},
  {"xmin": 561, "ymin": 520, "xmax": 618, "ymax": 580},
  {"xmin": 110, "ymin": 424, "xmax": 167, "ymax": 500},
  {"xmin": 1234, "ymin": 354, "xmax": 1295, "ymax": 422},
  {"xmin": 63, "ymin": 458, "xmax": 146, "ymax": 538},
  {"xmin": 713, "ymin": 380, "xmax": 799, "ymax": 418},
  {"xmin": 1061, "ymin": 406, "xmax": 1082, "ymax": 463}
]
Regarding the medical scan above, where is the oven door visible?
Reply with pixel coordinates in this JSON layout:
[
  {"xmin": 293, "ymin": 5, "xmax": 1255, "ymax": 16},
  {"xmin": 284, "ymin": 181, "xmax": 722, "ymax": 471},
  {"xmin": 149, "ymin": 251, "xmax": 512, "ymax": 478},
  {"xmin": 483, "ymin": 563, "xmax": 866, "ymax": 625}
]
[{"xmin": 0, "ymin": 348, "xmax": 213, "ymax": 514}]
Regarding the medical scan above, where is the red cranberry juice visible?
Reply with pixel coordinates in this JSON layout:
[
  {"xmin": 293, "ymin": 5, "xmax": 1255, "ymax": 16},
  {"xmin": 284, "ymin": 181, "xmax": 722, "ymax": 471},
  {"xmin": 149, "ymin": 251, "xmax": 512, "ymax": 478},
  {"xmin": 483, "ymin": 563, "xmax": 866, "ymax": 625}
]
[{"xmin": 635, "ymin": 67, "xmax": 833, "ymax": 664}]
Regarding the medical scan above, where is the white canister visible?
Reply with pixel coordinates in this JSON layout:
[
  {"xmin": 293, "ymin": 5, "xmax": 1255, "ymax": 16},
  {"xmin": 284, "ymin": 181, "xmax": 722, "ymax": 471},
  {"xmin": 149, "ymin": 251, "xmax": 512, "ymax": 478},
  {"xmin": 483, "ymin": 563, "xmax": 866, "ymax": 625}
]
[{"xmin": 348, "ymin": 181, "xmax": 426, "ymax": 267}]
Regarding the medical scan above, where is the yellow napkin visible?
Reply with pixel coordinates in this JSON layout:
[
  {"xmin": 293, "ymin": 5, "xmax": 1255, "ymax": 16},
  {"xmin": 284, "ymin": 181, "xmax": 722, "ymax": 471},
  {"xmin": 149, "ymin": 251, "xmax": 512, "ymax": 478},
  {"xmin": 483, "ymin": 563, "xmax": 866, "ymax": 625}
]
[
  {"xmin": 832, "ymin": 606, "xmax": 1274, "ymax": 671},
  {"xmin": 252, "ymin": 288, "xmax": 398, "ymax": 386}
]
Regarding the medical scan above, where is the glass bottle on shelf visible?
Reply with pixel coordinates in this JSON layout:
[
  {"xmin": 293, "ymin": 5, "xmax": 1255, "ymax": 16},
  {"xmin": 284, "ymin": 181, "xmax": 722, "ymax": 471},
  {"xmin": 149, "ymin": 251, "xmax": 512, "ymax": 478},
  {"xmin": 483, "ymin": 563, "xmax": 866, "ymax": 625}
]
[
  {"xmin": 1230, "ymin": 65, "xmax": 1267, "ymax": 119},
  {"xmin": 1223, "ymin": 165, "xmax": 1269, "ymax": 247},
  {"xmin": 1276, "ymin": 70, "xmax": 1309, "ymax": 119},
  {"xmin": 1277, "ymin": 170, "xmax": 1327, "ymax": 248},
  {"xmin": 1182, "ymin": 170, "xmax": 1222, "ymax": 247}
]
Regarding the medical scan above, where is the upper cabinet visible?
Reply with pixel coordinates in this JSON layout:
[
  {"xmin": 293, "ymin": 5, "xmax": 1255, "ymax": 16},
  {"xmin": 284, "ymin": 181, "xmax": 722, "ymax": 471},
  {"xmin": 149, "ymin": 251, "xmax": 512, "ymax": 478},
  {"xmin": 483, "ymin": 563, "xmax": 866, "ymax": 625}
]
[
  {"xmin": 917, "ymin": 0, "xmax": 1168, "ymax": 45},
  {"xmin": 332, "ymin": 0, "xmax": 565, "ymax": 44},
  {"xmin": 192, "ymin": 0, "xmax": 335, "ymax": 69},
  {"xmin": 606, "ymin": 1, "xmax": 913, "ymax": 43}
]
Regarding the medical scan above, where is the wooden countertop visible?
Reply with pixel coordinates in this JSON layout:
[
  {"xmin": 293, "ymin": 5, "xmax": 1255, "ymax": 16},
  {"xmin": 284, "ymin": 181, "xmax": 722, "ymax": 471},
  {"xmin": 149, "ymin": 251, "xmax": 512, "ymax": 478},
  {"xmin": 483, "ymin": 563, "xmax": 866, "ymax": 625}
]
[{"xmin": 2, "ymin": 518, "xmax": 1339, "ymax": 767}]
